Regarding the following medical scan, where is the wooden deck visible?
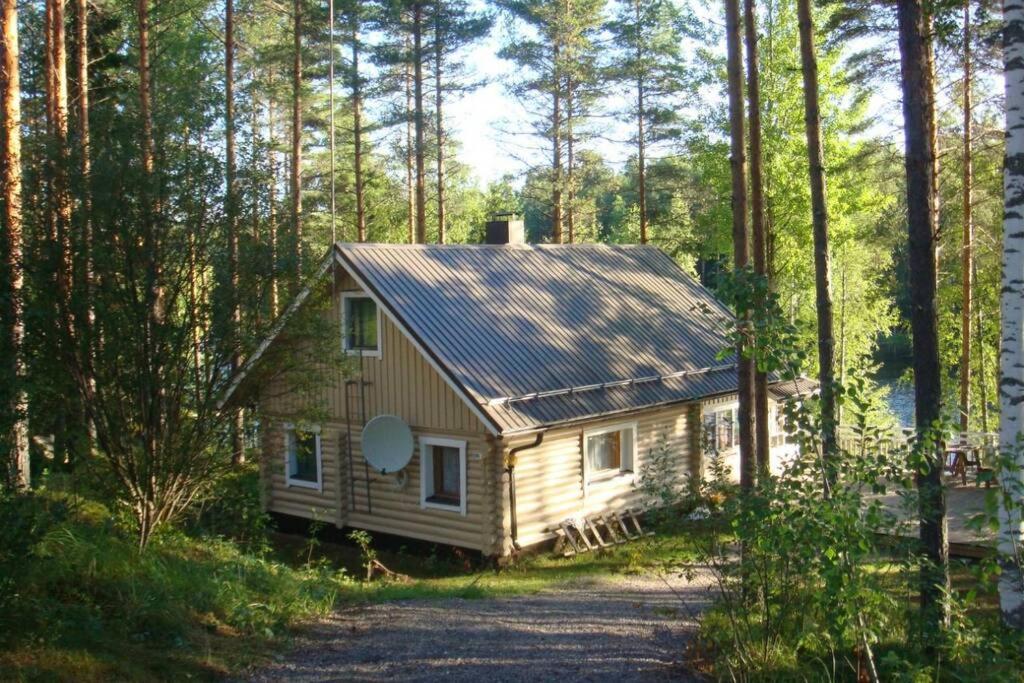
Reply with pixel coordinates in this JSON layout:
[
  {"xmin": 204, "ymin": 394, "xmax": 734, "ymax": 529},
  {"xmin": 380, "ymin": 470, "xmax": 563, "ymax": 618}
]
[{"xmin": 866, "ymin": 474, "xmax": 996, "ymax": 558}]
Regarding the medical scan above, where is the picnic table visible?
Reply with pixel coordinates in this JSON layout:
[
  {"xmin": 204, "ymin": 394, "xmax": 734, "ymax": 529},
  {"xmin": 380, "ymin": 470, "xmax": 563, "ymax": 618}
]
[{"xmin": 946, "ymin": 442, "xmax": 991, "ymax": 487}]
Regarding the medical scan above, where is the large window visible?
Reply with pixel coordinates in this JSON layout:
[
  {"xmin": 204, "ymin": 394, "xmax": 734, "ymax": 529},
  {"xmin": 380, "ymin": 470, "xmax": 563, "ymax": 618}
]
[
  {"xmin": 284, "ymin": 426, "xmax": 322, "ymax": 490},
  {"xmin": 703, "ymin": 406, "xmax": 738, "ymax": 453},
  {"xmin": 583, "ymin": 423, "xmax": 636, "ymax": 482},
  {"xmin": 420, "ymin": 437, "xmax": 467, "ymax": 514},
  {"xmin": 341, "ymin": 293, "xmax": 380, "ymax": 356}
]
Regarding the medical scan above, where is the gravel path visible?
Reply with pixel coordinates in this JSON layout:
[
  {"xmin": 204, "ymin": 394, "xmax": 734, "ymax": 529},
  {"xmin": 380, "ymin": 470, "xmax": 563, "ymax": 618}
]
[{"xmin": 244, "ymin": 569, "xmax": 715, "ymax": 682}]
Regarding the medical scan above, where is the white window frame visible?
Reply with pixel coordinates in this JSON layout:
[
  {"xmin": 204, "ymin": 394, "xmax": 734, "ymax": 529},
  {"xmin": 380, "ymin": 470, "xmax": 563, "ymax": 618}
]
[
  {"xmin": 419, "ymin": 436, "xmax": 467, "ymax": 515},
  {"xmin": 704, "ymin": 403, "xmax": 739, "ymax": 453},
  {"xmin": 340, "ymin": 291, "xmax": 382, "ymax": 358},
  {"xmin": 283, "ymin": 423, "xmax": 323, "ymax": 491},
  {"xmin": 582, "ymin": 421, "xmax": 638, "ymax": 487}
]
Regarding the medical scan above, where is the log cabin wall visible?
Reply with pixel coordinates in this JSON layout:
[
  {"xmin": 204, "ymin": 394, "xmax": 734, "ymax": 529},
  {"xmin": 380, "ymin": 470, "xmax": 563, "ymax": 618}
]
[{"xmin": 258, "ymin": 270, "xmax": 499, "ymax": 553}]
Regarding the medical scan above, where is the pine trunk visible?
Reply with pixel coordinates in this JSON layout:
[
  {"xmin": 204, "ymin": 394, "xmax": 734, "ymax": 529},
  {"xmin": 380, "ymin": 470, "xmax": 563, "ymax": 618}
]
[
  {"xmin": 75, "ymin": 0, "xmax": 94, "ymax": 436},
  {"xmin": 999, "ymin": 0, "xmax": 1024, "ymax": 628},
  {"xmin": 291, "ymin": 0, "xmax": 302, "ymax": 280},
  {"xmin": 896, "ymin": 0, "xmax": 949, "ymax": 633},
  {"xmin": 959, "ymin": 0, "xmax": 973, "ymax": 433},
  {"xmin": 352, "ymin": 17, "xmax": 365, "ymax": 243},
  {"xmin": 551, "ymin": 44, "xmax": 562, "ymax": 245},
  {"xmin": 1, "ymin": 0, "xmax": 28, "ymax": 488},
  {"xmin": 745, "ymin": 0, "xmax": 770, "ymax": 477},
  {"xmin": 566, "ymin": 79, "xmax": 575, "ymax": 244},
  {"xmin": 797, "ymin": 0, "xmax": 838, "ymax": 479},
  {"xmin": 267, "ymin": 90, "xmax": 279, "ymax": 316},
  {"xmin": 434, "ymin": 7, "xmax": 445, "ymax": 244},
  {"xmin": 412, "ymin": 2, "xmax": 426, "ymax": 243},
  {"xmin": 635, "ymin": 0, "xmax": 647, "ymax": 245},
  {"xmin": 405, "ymin": 32, "xmax": 413, "ymax": 244},
  {"xmin": 725, "ymin": 0, "xmax": 755, "ymax": 491},
  {"xmin": 225, "ymin": 0, "xmax": 243, "ymax": 464}
]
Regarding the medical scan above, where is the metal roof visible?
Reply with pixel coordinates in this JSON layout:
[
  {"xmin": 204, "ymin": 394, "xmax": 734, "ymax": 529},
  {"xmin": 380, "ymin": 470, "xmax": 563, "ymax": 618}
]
[{"xmin": 335, "ymin": 243, "xmax": 748, "ymax": 434}]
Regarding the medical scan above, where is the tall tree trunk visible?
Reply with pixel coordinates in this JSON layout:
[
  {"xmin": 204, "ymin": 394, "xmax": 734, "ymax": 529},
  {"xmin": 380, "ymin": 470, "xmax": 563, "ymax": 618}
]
[
  {"xmin": 999, "ymin": 0, "xmax": 1024, "ymax": 628},
  {"xmin": 725, "ymin": 0, "xmax": 755, "ymax": 492},
  {"xmin": 745, "ymin": 0, "xmax": 770, "ymax": 477},
  {"xmin": 225, "ymin": 0, "xmax": 244, "ymax": 464},
  {"xmin": 1, "ymin": 0, "xmax": 28, "ymax": 488},
  {"xmin": 291, "ymin": 0, "xmax": 302, "ymax": 281},
  {"xmin": 412, "ymin": 2, "xmax": 426, "ymax": 243},
  {"xmin": 975, "ymin": 258, "xmax": 989, "ymax": 433},
  {"xmin": 434, "ymin": 6, "xmax": 445, "ymax": 244},
  {"xmin": 797, "ymin": 0, "xmax": 838, "ymax": 480},
  {"xmin": 75, "ymin": 0, "xmax": 94, "ymax": 445},
  {"xmin": 896, "ymin": 0, "xmax": 949, "ymax": 634},
  {"xmin": 960, "ymin": 0, "xmax": 973, "ymax": 433},
  {"xmin": 551, "ymin": 44, "xmax": 562, "ymax": 244},
  {"xmin": 267, "ymin": 88, "xmax": 279, "ymax": 316},
  {"xmin": 352, "ymin": 15, "xmax": 365, "ymax": 243},
  {"xmin": 405, "ymin": 32, "xmax": 413, "ymax": 244},
  {"xmin": 634, "ymin": 0, "xmax": 647, "ymax": 245},
  {"xmin": 566, "ymin": 78, "xmax": 575, "ymax": 244},
  {"xmin": 47, "ymin": 0, "xmax": 75, "ymax": 466}
]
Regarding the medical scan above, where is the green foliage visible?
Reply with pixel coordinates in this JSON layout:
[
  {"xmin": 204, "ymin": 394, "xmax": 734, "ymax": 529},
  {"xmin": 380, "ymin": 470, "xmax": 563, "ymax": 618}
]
[{"xmin": 0, "ymin": 488, "xmax": 351, "ymax": 680}]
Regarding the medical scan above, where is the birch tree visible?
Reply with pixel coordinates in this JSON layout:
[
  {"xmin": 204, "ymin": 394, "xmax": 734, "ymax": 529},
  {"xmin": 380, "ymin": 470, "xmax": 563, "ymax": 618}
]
[{"xmin": 999, "ymin": 0, "xmax": 1024, "ymax": 627}]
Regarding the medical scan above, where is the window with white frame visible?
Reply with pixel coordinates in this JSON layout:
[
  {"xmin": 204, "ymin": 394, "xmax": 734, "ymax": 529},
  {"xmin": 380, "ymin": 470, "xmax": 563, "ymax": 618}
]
[
  {"xmin": 284, "ymin": 425, "xmax": 322, "ymax": 490},
  {"xmin": 703, "ymin": 406, "xmax": 738, "ymax": 453},
  {"xmin": 420, "ymin": 436, "xmax": 467, "ymax": 514},
  {"xmin": 341, "ymin": 293, "xmax": 380, "ymax": 356},
  {"xmin": 583, "ymin": 423, "xmax": 636, "ymax": 481}
]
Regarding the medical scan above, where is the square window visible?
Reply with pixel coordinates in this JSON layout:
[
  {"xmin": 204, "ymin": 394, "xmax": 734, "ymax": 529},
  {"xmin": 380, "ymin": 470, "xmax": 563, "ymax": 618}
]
[
  {"xmin": 584, "ymin": 424, "xmax": 635, "ymax": 482},
  {"xmin": 285, "ymin": 427, "xmax": 322, "ymax": 490},
  {"xmin": 420, "ymin": 437, "xmax": 466, "ymax": 514},
  {"xmin": 342, "ymin": 294, "xmax": 379, "ymax": 354}
]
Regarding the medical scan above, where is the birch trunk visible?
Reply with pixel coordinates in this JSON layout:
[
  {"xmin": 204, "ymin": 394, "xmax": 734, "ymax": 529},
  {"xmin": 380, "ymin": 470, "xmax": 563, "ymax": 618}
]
[
  {"xmin": 999, "ymin": 0, "xmax": 1024, "ymax": 628},
  {"xmin": 1, "ymin": 0, "xmax": 28, "ymax": 488}
]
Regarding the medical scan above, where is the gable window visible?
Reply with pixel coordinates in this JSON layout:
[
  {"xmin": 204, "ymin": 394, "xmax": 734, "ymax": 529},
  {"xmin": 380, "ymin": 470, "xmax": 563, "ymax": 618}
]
[
  {"xmin": 420, "ymin": 436, "xmax": 467, "ymax": 514},
  {"xmin": 584, "ymin": 423, "xmax": 636, "ymax": 481},
  {"xmin": 341, "ymin": 293, "xmax": 380, "ymax": 356},
  {"xmin": 703, "ymin": 406, "xmax": 737, "ymax": 453},
  {"xmin": 284, "ymin": 425, "xmax": 322, "ymax": 490}
]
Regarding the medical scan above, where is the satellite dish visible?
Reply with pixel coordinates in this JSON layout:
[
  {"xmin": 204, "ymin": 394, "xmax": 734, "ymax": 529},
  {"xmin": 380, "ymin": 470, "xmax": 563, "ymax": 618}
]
[{"xmin": 361, "ymin": 415, "xmax": 414, "ymax": 474}]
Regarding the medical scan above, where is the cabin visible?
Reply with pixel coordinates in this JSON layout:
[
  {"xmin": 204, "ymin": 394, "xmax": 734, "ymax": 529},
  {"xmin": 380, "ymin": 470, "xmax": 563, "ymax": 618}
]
[{"xmin": 226, "ymin": 218, "xmax": 815, "ymax": 557}]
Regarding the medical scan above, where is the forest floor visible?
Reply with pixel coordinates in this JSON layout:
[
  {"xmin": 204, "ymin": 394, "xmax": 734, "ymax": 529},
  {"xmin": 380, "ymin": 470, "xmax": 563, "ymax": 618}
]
[{"xmin": 240, "ymin": 567, "xmax": 714, "ymax": 682}]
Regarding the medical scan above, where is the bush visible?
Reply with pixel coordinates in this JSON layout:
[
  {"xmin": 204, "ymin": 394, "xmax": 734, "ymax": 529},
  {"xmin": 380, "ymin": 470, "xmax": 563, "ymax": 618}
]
[
  {"xmin": 0, "ymin": 488, "xmax": 351, "ymax": 680},
  {"xmin": 183, "ymin": 462, "xmax": 271, "ymax": 553}
]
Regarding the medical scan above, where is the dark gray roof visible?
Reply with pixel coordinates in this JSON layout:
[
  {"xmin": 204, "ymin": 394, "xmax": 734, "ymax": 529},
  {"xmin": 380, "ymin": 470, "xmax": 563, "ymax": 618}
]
[
  {"xmin": 768, "ymin": 376, "xmax": 819, "ymax": 401},
  {"xmin": 335, "ymin": 243, "xmax": 747, "ymax": 434}
]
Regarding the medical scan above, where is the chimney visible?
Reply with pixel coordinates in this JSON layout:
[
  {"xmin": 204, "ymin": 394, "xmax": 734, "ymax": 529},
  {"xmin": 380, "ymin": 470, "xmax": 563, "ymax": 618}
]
[{"xmin": 484, "ymin": 212, "xmax": 525, "ymax": 245}]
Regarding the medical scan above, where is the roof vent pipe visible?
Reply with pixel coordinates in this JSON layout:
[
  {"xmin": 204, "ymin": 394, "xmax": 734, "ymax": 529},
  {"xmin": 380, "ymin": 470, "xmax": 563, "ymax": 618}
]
[{"xmin": 485, "ymin": 213, "xmax": 525, "ymax": 245}]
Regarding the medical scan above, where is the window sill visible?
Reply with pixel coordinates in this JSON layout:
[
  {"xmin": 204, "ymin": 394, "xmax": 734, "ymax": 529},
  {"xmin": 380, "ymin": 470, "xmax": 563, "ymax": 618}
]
[
  {"xmin": 343, "ymin": 348, "xmax": 382, "ymax": 359},
  {"xmin": 422, "ymin": 498, "xmax": 465, "ymax": 514},
  {"xmin": 586, "ymin": 470, "xmax": 636, "ymax": 487},
  {"xmin": 286, "ymin": 477, "xmax": 322, "ymax": 491}
]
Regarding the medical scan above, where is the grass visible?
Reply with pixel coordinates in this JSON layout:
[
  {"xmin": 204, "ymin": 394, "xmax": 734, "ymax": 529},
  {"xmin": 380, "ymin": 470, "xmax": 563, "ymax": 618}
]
[
  {"xmin": 0, "ymin": 484, "xmax": 715, "ymax": 682},
  {"xmin": 272, "ymin": 515, "xmax": 715, "ymax": 602}
]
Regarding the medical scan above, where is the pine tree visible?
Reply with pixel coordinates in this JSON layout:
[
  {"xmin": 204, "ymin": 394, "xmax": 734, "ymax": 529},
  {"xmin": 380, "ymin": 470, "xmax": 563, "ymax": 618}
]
[
  {"xmin": 607, "ymin": 0, "xmax": 687, "ymax": 245},
  {"xmin": 896, "ymin": 0, "xmax": 949, "ymax": 636},
  {"xmin": 1, "ymin": 0, "xmax": 27, "ymax": 488}
]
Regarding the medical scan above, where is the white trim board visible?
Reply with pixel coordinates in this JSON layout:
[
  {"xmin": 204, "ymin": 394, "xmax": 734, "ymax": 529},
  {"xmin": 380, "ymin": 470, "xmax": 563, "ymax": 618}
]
[{"xmin": 419, "ymin": 435, "xmax": 468, "ymax": 516}]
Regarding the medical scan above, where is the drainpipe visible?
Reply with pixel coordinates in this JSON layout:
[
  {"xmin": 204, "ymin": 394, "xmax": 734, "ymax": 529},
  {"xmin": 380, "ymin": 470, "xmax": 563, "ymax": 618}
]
[{"xmin": 506, "ymin": 432, "xmax": 544, "ymax": 552}]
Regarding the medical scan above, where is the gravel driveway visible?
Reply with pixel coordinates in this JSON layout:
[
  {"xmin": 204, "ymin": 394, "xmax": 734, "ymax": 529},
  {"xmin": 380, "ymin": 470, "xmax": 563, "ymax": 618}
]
[{"xmin": 244, "ymin": 569, "xmax": 715, "ymax": 682}]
